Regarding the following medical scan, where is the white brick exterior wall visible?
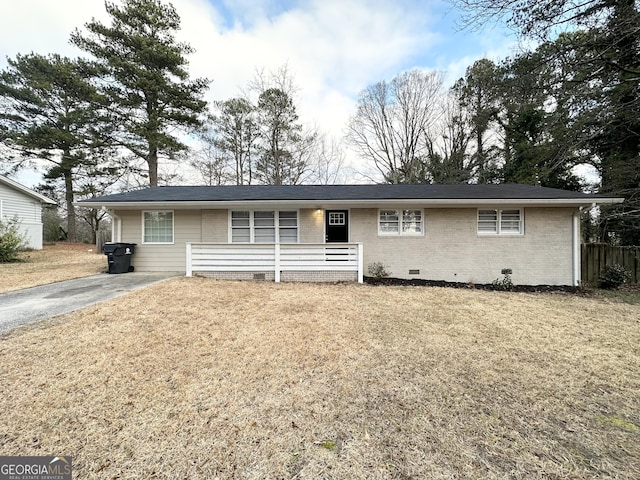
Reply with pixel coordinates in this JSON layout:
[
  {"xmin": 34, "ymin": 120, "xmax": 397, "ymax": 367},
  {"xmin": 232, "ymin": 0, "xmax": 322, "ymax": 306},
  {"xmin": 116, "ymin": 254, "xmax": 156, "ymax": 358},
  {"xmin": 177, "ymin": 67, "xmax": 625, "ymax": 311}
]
[
  {"xmin": 349, "ymin": 207, "xmax": 575, "ymax": 285},
  {"xmin": 281, "ymin": 271, "xmax": 357, "ymax": 282},
  {"xmin": 195, "ymin": 270, "xmax": 356, "ymax": 282},
  {"xmin": 202, "ymin": 209, "xmax": 228, "ymax": 242},
  {"xmin": 196, "ymin": 271, "xmax": 276, "ymax": 281},
  {"xmin": 115, "ymin": 206, "xmax": 577, "ymax": 285},
  {"xmin": 299, "ymin": 208, "xmax": 325, "ymax": 243}
]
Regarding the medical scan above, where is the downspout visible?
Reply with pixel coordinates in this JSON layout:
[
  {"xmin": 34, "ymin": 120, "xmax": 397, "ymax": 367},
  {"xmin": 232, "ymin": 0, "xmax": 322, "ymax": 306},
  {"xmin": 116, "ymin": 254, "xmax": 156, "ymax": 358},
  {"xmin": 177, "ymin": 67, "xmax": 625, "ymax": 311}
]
[
  {"xmin": 574, "ymin": 203, "xmax": 597, "ymax": 287},
  {"xmin": 573, "ymin": 210, "xmax": 580, "ymax": 287}
]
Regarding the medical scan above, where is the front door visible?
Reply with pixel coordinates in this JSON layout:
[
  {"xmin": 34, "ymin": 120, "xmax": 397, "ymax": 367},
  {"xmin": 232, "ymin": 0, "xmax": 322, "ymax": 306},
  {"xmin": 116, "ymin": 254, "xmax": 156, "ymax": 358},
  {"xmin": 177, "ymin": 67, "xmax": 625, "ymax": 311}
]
[{"xmin": 325, "ymin": 210, "xmax": 349, "ymax": 243}]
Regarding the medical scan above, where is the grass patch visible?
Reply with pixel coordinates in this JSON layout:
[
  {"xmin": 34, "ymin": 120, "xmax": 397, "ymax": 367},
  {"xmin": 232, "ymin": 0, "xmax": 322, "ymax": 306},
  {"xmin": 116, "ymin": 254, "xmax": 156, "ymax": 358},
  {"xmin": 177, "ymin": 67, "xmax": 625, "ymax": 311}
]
[
  {"xmin": 595, "ymin": 415, "xmax": 639, "ymax": 433},
  {"xmin": 591, "ymin": 284, "xmax": 640, "ymax": 304},
  {"xmin": 1, "ymin": 279, "xmax": 639, "ymax": 478},
  {"xmin": 0, "ymin": 242, "xmax": 105, "ymax": 293}
]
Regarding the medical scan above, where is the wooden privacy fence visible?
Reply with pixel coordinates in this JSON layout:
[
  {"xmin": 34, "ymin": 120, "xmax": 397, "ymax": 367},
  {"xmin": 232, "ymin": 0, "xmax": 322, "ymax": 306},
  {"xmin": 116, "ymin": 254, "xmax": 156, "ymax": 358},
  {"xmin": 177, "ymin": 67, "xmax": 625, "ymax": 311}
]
[{"xmin": 581, "ymin": 243, "xmax": 640, "ymax": 285}]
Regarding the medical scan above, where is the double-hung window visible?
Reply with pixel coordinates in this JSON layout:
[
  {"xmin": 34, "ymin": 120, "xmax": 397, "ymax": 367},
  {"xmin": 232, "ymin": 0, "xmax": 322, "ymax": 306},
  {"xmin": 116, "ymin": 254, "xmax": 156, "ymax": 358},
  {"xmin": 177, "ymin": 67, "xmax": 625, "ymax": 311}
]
[
  {"xmin": 231, "ymin": 211, "xmax": 298, "ymax": 243},
  {"xmin": 378, "ymin": 209, "xmax": 424, "ymax": 236},
  {"xmin": 254, "ymin": 211, "xmax": 276, "ymax": 243},
  {"xmin": 143, "ymin": 211, "xmax": 174, "ymax": 243},
  {"xmin": 231, "ymin": 211, "xmax": 251, "ymax": 242},
  {"xmin": 278, "ymin": 211, "xmax": 298, "ymax": 243},
  {"xmin": 478, "ymin": 209, "xmax": 523, "ymax": 235}
]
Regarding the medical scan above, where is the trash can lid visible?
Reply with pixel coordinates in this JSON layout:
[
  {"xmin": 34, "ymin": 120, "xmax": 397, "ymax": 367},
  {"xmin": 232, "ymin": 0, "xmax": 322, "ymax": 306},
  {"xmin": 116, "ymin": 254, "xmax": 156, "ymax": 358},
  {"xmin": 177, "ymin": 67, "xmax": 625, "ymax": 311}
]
[
  {"xmin": 102, "ymin": 242, "xmax": 137, "ymax": 253},
  {"xmin": 102, "ymin": 243, "xmax": 119, "ymax": 253}
]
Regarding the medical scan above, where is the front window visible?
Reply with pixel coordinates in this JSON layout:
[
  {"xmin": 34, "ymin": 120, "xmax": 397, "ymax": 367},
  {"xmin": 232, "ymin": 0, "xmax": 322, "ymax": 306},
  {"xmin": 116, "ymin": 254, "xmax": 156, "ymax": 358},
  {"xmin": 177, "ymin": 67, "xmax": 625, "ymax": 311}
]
[
  {"xmin": 478, "ymin": 209, "xmax": 523, "ymax": 235},
  {"xmin": 143, "ymin": 211, "xmax": 174, "ymax": 243},
  {"xmin": 379, "ymin": 210, "xmax": 399, "ymax": 233},
  {"xmin": 231, "ymin": 211, "xmax": 250, "ymax": 242},
  {"xmin": 500, "ymin": 209, "xmax": 522, "ymax": 233},
  {"xmin": 254, "ymin": 211, "xmax": 276, "ymax": 243},
  {"xmin": 402, "ymin": 210, "xmax": 423, "ymax": 234},
  {"xmin": 278, "ymin": 211, "xmax": 298, "ymax": 243},
  {"xmin": 230, "ymin": 211, "xmax": 298, "ymax": 243},
  {"xmin": 379, "ymin": 209, "xmax": 423, "ymax": 236}
]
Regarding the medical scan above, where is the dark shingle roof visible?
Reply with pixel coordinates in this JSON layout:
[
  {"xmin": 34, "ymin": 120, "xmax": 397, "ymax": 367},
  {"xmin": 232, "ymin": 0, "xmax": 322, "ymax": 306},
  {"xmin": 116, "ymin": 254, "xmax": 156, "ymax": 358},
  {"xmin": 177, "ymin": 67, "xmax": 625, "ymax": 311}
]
[{"xmin": 79, "ymin": 183, "xmax": 615, "ymax": 204}]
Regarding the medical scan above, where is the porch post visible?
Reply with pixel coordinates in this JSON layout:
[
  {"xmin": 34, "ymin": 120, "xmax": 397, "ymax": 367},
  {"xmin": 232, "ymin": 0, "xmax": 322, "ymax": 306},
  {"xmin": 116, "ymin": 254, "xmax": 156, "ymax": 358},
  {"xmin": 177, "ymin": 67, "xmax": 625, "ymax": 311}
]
[
  {"xmin": 274, "ymin": 243, "xmax": 281, "ymax": 283},
  {"xmin": 357, "ymin": 242, "xmax": 364, "ymax": 284},
  {"xmin": 186, "ymin": 242, "xmax": 193, "ymax": 277}
]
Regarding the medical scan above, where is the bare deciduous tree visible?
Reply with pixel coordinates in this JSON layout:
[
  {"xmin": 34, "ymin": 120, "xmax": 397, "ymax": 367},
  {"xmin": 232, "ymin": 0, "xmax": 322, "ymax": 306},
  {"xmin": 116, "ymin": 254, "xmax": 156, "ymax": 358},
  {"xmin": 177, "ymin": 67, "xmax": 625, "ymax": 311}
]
[
  {"xmin": 306, "ymin": 133, "xmax": 348, "ymax": 185},
  {"xmin": 202, "ymin": 98, "xmax": 258, "ymax": 185},
  {"xmin": 423, "ymin": 92, "xmax": 475, "ymax": 183},
  {"xmin": 347, "ymin": 69, "xmax": 444, "ymax": 183}
]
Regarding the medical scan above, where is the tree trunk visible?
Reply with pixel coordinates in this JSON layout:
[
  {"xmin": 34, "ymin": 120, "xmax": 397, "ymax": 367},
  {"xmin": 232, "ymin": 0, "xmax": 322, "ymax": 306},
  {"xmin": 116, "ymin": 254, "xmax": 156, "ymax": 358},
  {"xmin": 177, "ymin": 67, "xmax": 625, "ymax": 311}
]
[
  {"xmin": 64, "ymin": 169, "xmax": 77, "ymax": 243},
  {"xmin": 148, "ymin": 144, "xmax": 158, "ymax": 187}
]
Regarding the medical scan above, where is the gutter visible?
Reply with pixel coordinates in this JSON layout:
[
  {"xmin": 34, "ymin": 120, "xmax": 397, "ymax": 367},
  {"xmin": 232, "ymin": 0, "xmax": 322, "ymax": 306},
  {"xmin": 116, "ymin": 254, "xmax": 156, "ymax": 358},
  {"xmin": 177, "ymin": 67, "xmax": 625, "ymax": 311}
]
[{"xmin": 74, "ymin": 197, "xmax": 625, "ymax": 210}]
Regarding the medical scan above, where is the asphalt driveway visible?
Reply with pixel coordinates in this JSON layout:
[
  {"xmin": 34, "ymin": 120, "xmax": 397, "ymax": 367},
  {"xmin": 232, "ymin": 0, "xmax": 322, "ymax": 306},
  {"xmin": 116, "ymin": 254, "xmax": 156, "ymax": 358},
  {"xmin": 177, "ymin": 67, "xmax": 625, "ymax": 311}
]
[{"xmin": 0, "ymin": 273, "xmax": 177, "ymax": 333}]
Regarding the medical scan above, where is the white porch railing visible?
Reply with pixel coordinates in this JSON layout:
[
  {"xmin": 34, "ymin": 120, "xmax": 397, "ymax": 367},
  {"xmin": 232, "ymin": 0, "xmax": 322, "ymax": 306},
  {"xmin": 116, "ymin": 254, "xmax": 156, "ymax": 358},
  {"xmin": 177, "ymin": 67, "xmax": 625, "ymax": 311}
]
[{"xmin": 186, "ymin": 242, "xmax": 363, "ymax": 283}]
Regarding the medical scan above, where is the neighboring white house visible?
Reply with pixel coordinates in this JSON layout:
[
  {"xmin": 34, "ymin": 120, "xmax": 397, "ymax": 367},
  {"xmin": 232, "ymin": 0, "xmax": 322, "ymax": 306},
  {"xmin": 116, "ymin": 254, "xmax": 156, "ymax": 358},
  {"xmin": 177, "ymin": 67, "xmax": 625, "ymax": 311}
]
[
  {"xmin": 78, "ymin": 183, "xmax": 623, "ymax": 286},
  {"xmin": 0, "ymin": 175, "xmax": 56, "ymax": 249}
]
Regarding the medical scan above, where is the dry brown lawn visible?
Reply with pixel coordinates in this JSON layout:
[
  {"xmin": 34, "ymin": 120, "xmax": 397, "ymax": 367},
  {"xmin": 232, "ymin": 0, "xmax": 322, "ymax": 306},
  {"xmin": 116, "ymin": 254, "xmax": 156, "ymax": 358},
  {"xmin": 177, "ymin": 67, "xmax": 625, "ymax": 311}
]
[
  {"xmin": 0, "ymin": 243, "xmax": 105, "ymax": 293},
  {"xmin": 1, "ymin": 278, "xmax": 639, "ymax": 479}
]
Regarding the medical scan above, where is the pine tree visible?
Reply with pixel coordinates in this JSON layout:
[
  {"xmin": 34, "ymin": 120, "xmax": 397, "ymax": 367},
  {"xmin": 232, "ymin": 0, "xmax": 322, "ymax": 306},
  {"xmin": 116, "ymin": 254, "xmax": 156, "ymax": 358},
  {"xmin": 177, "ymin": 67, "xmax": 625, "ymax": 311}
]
[
  {"xmin": 0, "ymin": 53, "xmax": 110, "ymax": 242},
  {"xmin": 71, "ymin": 0, "xmax": 209, "ymax": 186}
]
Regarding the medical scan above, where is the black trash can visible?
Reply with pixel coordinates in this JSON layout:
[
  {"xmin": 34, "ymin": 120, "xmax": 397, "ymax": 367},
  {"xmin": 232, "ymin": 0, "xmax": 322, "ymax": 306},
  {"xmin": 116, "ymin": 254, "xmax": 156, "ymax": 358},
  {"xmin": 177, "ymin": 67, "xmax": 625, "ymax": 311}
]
[{"xmin": 102, "ymin": 242, "xmax": 136, "ymax": 274}]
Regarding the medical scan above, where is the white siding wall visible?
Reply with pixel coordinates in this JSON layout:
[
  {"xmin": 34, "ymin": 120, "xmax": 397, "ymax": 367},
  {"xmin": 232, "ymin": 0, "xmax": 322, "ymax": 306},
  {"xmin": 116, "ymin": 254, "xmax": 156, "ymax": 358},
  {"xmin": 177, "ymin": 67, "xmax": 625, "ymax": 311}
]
[
  {"xmin": 0, "ymin": 182, "xmax": 44, "ymax": 249},
  {"xmin": 116, "ymin": 209, "xmax": 202, "ymax": 272},
  {"xmin": 350, "ymin": 207, "xmax": 575, "ymax": 285}
]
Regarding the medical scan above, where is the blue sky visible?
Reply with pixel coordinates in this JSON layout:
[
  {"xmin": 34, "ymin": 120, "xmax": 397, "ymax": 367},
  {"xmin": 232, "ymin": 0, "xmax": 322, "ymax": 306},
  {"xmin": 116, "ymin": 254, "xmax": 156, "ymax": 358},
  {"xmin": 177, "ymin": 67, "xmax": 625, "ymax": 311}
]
[{"xmin": 0, "ymin": 0, "xmax": 518, "ymax": 185}]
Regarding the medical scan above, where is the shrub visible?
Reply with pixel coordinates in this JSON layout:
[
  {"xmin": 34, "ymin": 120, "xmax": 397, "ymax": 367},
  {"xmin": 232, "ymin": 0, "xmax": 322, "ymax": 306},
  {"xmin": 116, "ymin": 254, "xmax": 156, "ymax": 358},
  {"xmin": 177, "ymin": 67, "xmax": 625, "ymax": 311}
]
[
  {"xmin": 368, "ymin": 262, "xmax": 390, "ymax": 279},
  {"xmin": 492, "ymin": 268, "xmax": 514, "ymax": 291},
  {"xmin": 598, "ymin": 264, "xmax": 631, "ymax": 290},
  {"xmin": 0, "ymin": 217, "xmax": 27, "ymax": 262}
]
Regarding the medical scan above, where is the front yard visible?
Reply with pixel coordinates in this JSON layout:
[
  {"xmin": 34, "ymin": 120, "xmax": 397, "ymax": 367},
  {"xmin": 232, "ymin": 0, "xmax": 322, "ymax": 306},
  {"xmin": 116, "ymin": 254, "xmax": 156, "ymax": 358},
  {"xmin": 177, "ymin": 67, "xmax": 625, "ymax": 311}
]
[
  {"xmin": 0, "ymin": 242, "xmax": 105, "ymax": 293},
  {"xmin": 1, "ymin": 278, "xmax": 638, "ymax": 478}
]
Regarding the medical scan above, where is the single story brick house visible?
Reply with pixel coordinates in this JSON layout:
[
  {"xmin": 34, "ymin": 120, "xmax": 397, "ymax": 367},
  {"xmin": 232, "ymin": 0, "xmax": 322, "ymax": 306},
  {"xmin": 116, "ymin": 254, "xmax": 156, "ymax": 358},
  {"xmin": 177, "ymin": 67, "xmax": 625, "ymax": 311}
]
[
  {"xmin": 78, "ymin": 183, "xmax": 622, "ymax": 286},
  {"xmin": 0, "ymin": 175, "xmax": 56, "ymax": 249}
]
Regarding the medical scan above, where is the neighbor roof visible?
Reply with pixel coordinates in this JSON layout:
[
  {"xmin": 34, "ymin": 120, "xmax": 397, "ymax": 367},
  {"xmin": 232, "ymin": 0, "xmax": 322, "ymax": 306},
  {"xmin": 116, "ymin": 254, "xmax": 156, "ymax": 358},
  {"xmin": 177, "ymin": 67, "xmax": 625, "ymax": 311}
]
[
  {"xmin": 0, "ymin": 175, "xmax": 56, "ymax": 205},
  {"xmin": 77, "ymin": 183, "xmax": 622, "ymax": 209}
]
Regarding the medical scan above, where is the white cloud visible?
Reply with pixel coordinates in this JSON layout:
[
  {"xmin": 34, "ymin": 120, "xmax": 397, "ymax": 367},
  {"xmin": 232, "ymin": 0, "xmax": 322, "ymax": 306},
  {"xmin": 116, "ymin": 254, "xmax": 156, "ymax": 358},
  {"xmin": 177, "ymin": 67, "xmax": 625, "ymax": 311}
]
[
  {"xmin": 1, "ymin": 0, "xmax": 515, "ymax": 185},
  {"xmin": 172, "ymin": 0, "xmax": 443, "ymax": 178},
  {"xmin": 0, "ymin": 0, "xmax": 108, "ymax": 65}
]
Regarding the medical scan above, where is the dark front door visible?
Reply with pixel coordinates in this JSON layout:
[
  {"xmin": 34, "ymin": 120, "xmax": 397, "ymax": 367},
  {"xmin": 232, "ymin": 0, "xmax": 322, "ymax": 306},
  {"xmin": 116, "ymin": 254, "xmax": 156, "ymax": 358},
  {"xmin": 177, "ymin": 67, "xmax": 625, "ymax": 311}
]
[{"xmin": 325, "ymin": 210, "xmax": 349, "ymax": 242}]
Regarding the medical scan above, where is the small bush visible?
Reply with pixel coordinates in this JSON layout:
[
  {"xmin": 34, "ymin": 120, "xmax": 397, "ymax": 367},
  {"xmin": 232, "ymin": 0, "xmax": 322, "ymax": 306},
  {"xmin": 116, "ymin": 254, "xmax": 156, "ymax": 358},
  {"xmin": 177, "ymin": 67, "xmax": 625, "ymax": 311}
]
[
  {"xmin": 492, "ymin": 268, "xmax": 514, "ymax": 291},
  {"xmin": 0, "ymin": 217, "xmax": 27, "ymax": 262},
  {"xmin": 368, "ymin": 262, "xmax": 390, "ymax": 279},
  {"xmin": 598, "ymin": 264, "xmax": 631, "ymax": 290}
]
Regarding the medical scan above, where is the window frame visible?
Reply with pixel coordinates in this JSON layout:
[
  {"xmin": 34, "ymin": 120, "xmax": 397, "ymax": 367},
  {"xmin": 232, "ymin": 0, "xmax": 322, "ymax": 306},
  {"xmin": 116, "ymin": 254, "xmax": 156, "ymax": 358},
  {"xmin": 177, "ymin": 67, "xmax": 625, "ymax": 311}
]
[
  {"xmin": 477, "ymin": 208, "xmax": 524, "ymax": 236},
  {"xmin": 228, "ymin": 210, "xmax": 299, "ymax": 244},
  {"xmin": 378, "ymin": 209, "xmax": 424, "ymax": 237},
  {"xmin": 142, "ymin": 210, "xmax": 175, "ymax": 244}
]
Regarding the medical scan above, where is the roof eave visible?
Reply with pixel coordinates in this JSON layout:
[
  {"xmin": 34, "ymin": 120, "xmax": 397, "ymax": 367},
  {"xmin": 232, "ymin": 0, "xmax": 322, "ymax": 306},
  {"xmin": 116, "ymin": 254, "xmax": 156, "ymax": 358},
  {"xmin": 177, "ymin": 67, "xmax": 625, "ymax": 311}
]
[
  {"xmin": 75, "ymin": 197, "xmax": 625, "ymax": 210},
  {"xmin": 0, "ymin": 176, "xmax": 57, "ymax": 205}
]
